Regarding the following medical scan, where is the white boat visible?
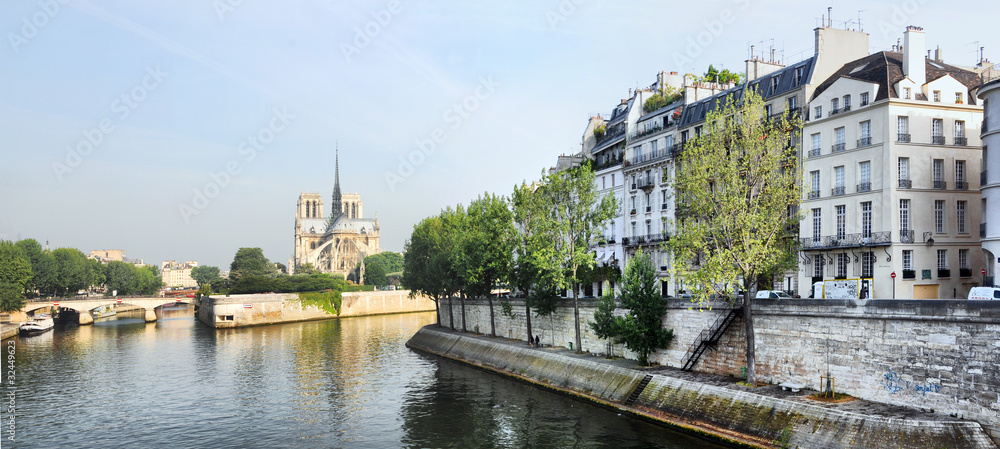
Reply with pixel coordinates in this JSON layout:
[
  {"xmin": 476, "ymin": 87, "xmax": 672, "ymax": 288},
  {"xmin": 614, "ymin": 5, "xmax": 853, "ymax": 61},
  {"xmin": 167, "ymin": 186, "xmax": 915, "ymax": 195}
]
[{"xmin": 19, "ymin": 314, "xmax": 54, "ymax": 335}]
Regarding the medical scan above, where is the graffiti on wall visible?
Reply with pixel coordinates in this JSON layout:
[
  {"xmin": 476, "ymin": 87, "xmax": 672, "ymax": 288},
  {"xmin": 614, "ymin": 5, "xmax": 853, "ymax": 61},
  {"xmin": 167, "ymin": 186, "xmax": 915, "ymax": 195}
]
[{"xmin": 881, "ymin": 369, "xmax": 942, "ymax": 397}]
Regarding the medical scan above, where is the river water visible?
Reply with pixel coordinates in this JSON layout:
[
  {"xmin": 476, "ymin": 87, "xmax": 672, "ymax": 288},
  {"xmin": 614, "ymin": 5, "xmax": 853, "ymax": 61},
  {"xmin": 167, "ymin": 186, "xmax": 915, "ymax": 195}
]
[{"xmin": 4, "ymin": 307, "xmax": 726, "ymax": 448}]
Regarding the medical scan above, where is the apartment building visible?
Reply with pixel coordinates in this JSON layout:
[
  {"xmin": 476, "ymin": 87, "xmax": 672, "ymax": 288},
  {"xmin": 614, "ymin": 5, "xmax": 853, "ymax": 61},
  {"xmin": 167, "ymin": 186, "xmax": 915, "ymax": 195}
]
[
  {"xmin": 161, "ymin": 260, "xmax": 199, "ymax": 289},
  {"xmin": 977, "ymin": 70, "xmax": 1000, "ymax": 286},
  {"xmin": 799, "ymin": 26, "xmax": 985, "ymax": 299}
]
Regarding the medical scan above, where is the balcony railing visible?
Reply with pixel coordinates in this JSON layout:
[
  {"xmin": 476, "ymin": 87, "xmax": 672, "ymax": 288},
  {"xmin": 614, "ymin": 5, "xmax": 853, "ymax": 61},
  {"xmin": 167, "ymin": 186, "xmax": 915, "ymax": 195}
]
[
  {"xmin": 660, "ymin": 203, "xmax": 669, "ymax": 211},
  {"xmin": 982, "ymin": 222, "xmax": 988, "ymax": 238},
  {"xmin": 900, "ymin": 229, "xmax": 915, "ymax": 243},
  {"xmin": 857, "ymin": 136, "xmax": 872, "ymax": 147},
  {"xmin": 808, "ymin": 148, "xmax": 821, "ymax": 158},
  {"xmin": 938, "ymin": 269, "xmax": 951, "ymax": 278},
  {"xmin": 832, "ymin": 186, "xmax": 845, "ymax": 196},
  {"xmin": 645, "ymin": 205, "xmax": 652, "ymax": 213},
  {"xmin": 830, "ymin": 108, "xmax": 841, "ymax": 116},
  {"xmin": 857, "ymin": 182, "xmax": 871, "ymax": 193},
  {"xmin": 955, "ymin": 136, "xmax": 968, "ymax": 146},
  {"xmin": 898, "ymin": 179, "xmax": 912, "ymax": 189},
  {"xmin": 595, "ymin": 126, "xmax": 625, "ymax": 145},
  {"xmin": 843, "ymin": 105, "xmax": 852, "ymax": 112},
  {"xmin": 956, "ymin": 181, "xmax": 968, "ymax": 190},
  {"xmin": 636, "ymin": 177, "xmax": 655, "ymax": 190},
  {"xmin": 933, "ymin": 180, "xmax": 947, "ymax": 190},
  {"xmin": 623, "ymin": 233, "xmax": 670, "ymax": 247},
  {"xmin": 902, "ymin": 269, "xmax": 916, "ymax": 279},
  {"xmin": 897, "ymin": 133, "xmax": 911, "ymax": 143},
  {"xmin": 832, "ymin": 142, "xmax": 846, "ymax": 153},
  {"xmin": 960, "ymin": 268, "xmax": 973, "ymax": 278},
  {"xmin": 799, "ymin": 231, "xmax": 891, "ymax": 249},
  {"xmin": 932, "ymin": 135, "xmax": 946, "ymax": 145},
  {"xmin": 808, "ymin": 190, "xmax": 820, "ymax": 199}
]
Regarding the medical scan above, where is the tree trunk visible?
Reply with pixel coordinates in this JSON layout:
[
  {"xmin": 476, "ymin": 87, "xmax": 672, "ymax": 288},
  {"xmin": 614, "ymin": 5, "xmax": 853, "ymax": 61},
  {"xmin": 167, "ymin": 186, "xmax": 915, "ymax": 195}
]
[
  {"xmin": 524, "ymin": 302, "xmax": 533, "ymax": 345},
  {"xmin": 461, "ymin": 294, "xmax": 467, "ymax": 332},
  {"xmin": 434, "ymin": 297, "xmax": 441, "ymax": 326},
  {"xmin": 449, "ymin": 296, "xmax": 455, "ymax": 330},
  {"xmin": 487, "ymin": 295, "xmax": 496, "ymax": 337},
  {"xmin": 743, "ymin": 290, "xmax": 756, "ymax": 385},
  {"xmin": 573, "ymin": 282, "xmax": 582, "ymax": 353}
]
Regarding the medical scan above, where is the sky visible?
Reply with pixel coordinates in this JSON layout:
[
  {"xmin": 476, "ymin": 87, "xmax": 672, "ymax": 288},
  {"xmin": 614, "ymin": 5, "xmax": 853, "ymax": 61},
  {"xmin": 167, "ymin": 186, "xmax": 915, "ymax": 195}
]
[{"xmin": 2, "ymin": 0, "xmax": 998, "ymax": 269}]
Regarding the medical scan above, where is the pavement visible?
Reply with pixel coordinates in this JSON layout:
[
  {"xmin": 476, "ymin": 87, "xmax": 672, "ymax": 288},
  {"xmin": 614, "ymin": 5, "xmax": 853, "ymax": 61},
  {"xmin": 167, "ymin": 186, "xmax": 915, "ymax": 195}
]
[{"xmin": 431, "ymin": 325, "xmax": 956, "ymax": 423}]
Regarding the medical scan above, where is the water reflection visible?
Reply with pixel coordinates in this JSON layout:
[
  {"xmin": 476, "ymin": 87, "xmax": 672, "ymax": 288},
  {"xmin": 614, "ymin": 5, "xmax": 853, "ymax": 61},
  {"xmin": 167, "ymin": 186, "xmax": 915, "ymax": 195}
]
[{"xmin": 6, "ymin": 308, "xmax": 725, "ymax": 448}]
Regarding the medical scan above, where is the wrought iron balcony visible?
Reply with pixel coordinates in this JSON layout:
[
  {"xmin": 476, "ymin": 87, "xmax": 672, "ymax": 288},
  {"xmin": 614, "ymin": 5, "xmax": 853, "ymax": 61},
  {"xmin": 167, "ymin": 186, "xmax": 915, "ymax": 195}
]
[
  {"xmin": 636, "ymin": 177, "xmax": 656, "ymax": 190},
  {"xmin": 955, "ymin": 136, "xmax": 968, "ymax": 146},
  {"xmin": 799, "ymin": 231, "xmax": 891, "ymax": 250},
  {"xmin": 857, "ymin": 182, "xmax": 871, "ymax": 193},
  {"xmin": 832, "ymin": 186, "xmax": 845, "ymax": 196},
  {"xmin": 832, "ymin": 142, "xmax": 846, "ymax": 153},
  {"xmin": 932, "ymin": 135, "xmax": 946, "ymax": 145},
  {"xmin": 898, "ymin": 179, "xmax": 912, "ymax": 189},
  {"xmin": 937, "ymin": 269, "xmax": 951, "ymax": 278},
  {"xmin": 808, "ymin": 148, "xmax": 821, "ymax": 158},
  {"xmin": 933, "ymin": 180, "xmax": 947, "ymax": 190},
  {"xmin": 830, "ymin": 108, "xmax": 841, "ymax": 116},
  {"xmin": 857, "ymin": 136, "xmax": 872, "ymax": 147},
  {"xmin": 960, "ymin": 268, "xmax": 973, "ymax": 278},
  {"xmin": 623, "ymin": 233, "xmax": 670, "ymax": 247},
  {"xmin": 808, "ymin": 190, "xmax": 820, "ymax": 199},
  {"xmin": 843, "ymin": 105, "xmax": 852, "ymax": 112},
  {"xmin": 956, "ymin": 181, "xmax": 968, "ymax": 190},
  {"xmin": 902, "ymin": 269, "xmax": 916, "ymax": 279},
  {"xmin": 897, "ymin": 133, "xmax": 911, "ymax": 143},
  {"xmin": 900, "ymin": 229, "xmax": 915, "ymax": 243}
]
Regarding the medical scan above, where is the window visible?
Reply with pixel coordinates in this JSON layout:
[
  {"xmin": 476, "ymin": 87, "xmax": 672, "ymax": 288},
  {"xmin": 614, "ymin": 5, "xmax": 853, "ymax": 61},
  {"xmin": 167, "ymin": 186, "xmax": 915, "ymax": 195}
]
[
  {"xmin": 810, "ymin": 133, "xmax": 821, "ymax": 157},
  {"xmin": 932, "ymin": 119, "xmax": 944, "ymax": 144},
  {"xmin": 812, "ymin": 208, "xmax": 822, "ymax": 243},
  {"xmin": 661, "ymin": 189, "xmax": 669, "ymax": 210},
  {"xmin": 933, "ymin": 159, "xmax": 945, "ymax": 189},
  {"xmin": 630, "ymin": 196, "xmax": 636, "ymax": 213},
  {"xmin": 837, "ymin": 253, "xmax": 848, "ymax": 278},
  {"xmin": 836, "ymin": 205, "xmax": 846, "ymax": 239},
  {"xmin": 937, "ymin": 249, "xmax": 948, "ymax": 269},
  {"xmin": 955, "ymin": 120, "xmax": 966, "ymax": 145},
  {"xmin": 602, "ymin": 176, "xmax": 606, "ymax": 189},
  {"xmin": 956, "ymin": 92, "xmax": 964, "ymax": 104},
  {"xmin": 957, "ymin": 201, "xmax": 967, "ymax": 233},
  {"xmin": 794, "ymin": 67, "xmax": 803, "ymax": 86},
  {"xmin": 862, "ymin": 252, "xmax": 874, "ymax": 278},
  {"xmin": 834, "ymin": 127, "xmax": 845, "ymax": 152},
  {"xmin": 860, "ymin": 92, "xmax": 869, "ymax": 106},
  {"xmin": 650, "ymin": 140, "xmax": 658, "ymax": 157},
  {"xmin": 933, "ymin": 90, "xmax": 941, "ymax": 102},
  {"xmin": 665, "ymin": 134, "xmax": 674, "ymax": 151},
  {"xmin": 843, "ymin": 95, "xmax": 852, "ymax": 111},
  {"xmin": 960, "ymin": 249, "xmax": 970, "ymax": 270},
  {"xmin": 813, "ymin": 255, "xmax": 824, "ymax": 278},
  {"xmin": 859, "ymin": 121, "xmax": 871, "ymax": 146},
  {"xmin": 898, "ymin": 116, "xmax": 909, "ymax": 142},
  {"xmin": 644, "ymin": 191, "xmax": 651, "ymax": 212},
  {"xmin": 787, "ymin": 96, "xmax": 797, "ymax": 110},
  {"xmin": 834, "ymin": 166, "xmax": 845, "ymax": 195},
  {"xmin": 814, "ymin": 105, "xmax": 822, "ymax": 119},
  {"xmin": 831, "ymin": 97, "xmax": 840, "ymax": 114},
  {"xmin": 611, "ymin": 174, "xmax": 615, "ymax": 186},
  {"xmin": 903, "ymin": 87, "xmax": 911, "ymax": 99},
  {"xmin": 770, "ymin": 76, "xmax": 780, "ymax": 94},
  {"xmin": 810, "ymin": 171, "xmax": 820, "ymax": 198},
  {"xmin": 861, "ymin": 202, "xmax": 872, "ymax": 238},
  {"xmin": 695, "ymin": 126, "xmax": 702, "ymax": 137},
  {"xmin": 935, "ymin": 200, "xmax": 945, "ymax": 233},
  {"xmin": 898, "ymin": 157, "xmax": 910, "ymax": 188},
  {"xmin": 859, "ymin": 161, "xmax": 871, "ymax": 192},
  {"xmin": 900, "ymin": 199, "xmax": 910, "ymax": 231},
  {"xmin": 956, "ymin": 160, "xmax": 967, "ymax": 189},
  {"xmin": 903, "ymin": 250, "xmax": 913, "ymax": 270},
  {"xmin": 764, "ymin": 104, "xmax": 772, "ymax": 117}
]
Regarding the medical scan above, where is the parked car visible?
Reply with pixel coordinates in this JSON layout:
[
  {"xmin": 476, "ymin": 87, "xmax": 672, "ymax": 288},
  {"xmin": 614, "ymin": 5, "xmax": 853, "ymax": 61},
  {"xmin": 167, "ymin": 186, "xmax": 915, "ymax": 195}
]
[
  {"xmin": 968, "ymin": 287, "xmax": 1000, "ymax": 301},
  {"xmin": 755, "ymin": 290, "xmax": 793, "ymax": 300}
]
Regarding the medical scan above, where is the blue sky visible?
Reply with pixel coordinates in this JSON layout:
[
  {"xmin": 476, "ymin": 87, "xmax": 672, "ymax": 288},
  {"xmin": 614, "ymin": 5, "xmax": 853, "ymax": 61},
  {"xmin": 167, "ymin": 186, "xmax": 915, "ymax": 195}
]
[{"xmin": 2, "ymin": 0, "xmax": 996, "ymax": 269}]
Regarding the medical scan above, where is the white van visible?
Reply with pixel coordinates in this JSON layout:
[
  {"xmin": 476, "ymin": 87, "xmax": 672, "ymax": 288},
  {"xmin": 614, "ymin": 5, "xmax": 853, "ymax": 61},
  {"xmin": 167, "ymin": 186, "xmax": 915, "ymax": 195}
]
[
  {"xmin": 968, "ymin": 287, "xmax": 1000, "ymax": 300},
  {"xmin": 755, "ymin": 290, "xmax": 793, "ymax": 300}
]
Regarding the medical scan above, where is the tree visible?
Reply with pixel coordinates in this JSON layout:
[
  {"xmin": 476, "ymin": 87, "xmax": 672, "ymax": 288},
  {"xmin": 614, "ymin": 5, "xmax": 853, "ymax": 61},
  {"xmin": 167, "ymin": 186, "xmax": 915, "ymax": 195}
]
[
  {"xmin": 511, "ymin": 181, "xmax": 558, "ymax": 343},
  {"xmin": 536, "ymin": 162, "xmax": 619, "ymax": 352},
  {"xmin": 589, "ymin": 249, "xmax": 673, "ymax": 366},
  {"xmin": 403, "ymin": 217, "xmax": 447, "ymax": 326},
  {"xmin": 667, "ymin": 89, "xmax": 802, "ymax": 384},
  {"xmin": 52, "ymin": 248, "xmax": 92, "ymax": 296},
  {"xmin": 191, "ymin": 265, "xmax": 222, "ymax": 287},
  {"xmin": 463, "ymin": 193, "xmax": 516, "ymax": 337},
  {"xmin": 296, "ymin": 263, "xmax": 318, "ymax": 275},
  {"xmin": 229, "ymin": 247, "xmax": 277, "ymax": 280},
  {"xmin": 15, "ymin": 239, "xmax": 56, "ymax": 296},
  {"xmin": 439, "ymin": 205, "xmax": 469, "ymax": 331},
  {"xmin": 104, "ymin": 261, "xmax": 138, "ymax": 295},
  {"xmin": 0, "ymin": 241, "xmax": 32, "ymax": 312},
  {"xmin": 359, "ymin": 252, "xmax": 404, "ymax": 287}
]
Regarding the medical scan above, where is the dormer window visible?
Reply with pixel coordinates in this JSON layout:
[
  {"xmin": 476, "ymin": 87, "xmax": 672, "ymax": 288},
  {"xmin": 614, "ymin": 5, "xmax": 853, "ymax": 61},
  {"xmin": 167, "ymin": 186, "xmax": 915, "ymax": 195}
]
[
  {"xmin": 956, "ymin": 92, "xmax": 964, "ymax": 104},
  {"xmin": 843, "ymin": 95, "xmax": 852, "ymax": 111},
  {"xmin": 793, "ymin": 67, "xmax": 803, "ymax": 86},
  {"xmin": 903, "ymin": 87, "xmax": 911, "ymax": 99},
  {"xmin": 933, "ymin": 90, "xmax": 941, "ymax": 102},
  {"xmin": 860, "ymin": 92, "xmax": 869, "ymax": 106},
  {"xmin": 831, "ymin": 98, "xmax": 840, "ymax": 115},
  {"xmin": 814, "ymin": 105, "xmax": 822, "ymax": 120},
  {"xmin": 770, "ymin": 76, "xmax": 780, "ymax": 94}
]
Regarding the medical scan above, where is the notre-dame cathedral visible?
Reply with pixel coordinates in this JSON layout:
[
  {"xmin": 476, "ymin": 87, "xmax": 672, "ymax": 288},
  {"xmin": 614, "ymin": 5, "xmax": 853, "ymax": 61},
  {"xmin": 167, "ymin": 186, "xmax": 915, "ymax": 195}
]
[{"xmin": 291, "ymin": 150, "xmax": 380, "ymax": 279}]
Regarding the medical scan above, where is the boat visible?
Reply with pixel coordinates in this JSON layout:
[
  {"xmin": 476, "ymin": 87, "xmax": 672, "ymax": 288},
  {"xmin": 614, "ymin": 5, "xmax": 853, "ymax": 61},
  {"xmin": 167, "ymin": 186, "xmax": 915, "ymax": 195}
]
[
  {"xmin": 19, "ymin": 314, "xmax": 55, "ymax": 335},
  {"xmin": 93, "ymin": 306, "xmax": 117, "ymax": 319}
]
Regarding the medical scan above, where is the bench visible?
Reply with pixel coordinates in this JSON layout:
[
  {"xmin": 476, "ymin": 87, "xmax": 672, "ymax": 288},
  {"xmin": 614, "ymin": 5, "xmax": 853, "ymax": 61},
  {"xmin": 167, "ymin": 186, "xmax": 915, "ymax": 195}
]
[{"xmin": 780, "ymin": 382, "xmax": 805, "ymax": 393}]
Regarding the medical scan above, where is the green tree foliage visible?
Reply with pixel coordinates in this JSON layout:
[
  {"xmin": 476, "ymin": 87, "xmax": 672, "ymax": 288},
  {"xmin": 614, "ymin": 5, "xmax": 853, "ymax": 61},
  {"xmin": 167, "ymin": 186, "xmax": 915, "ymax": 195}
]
[
  {"xmin": 510, "ymin": 181, "xmax": 554, "ymax": 340},
  {"xmin": 104, "ymin": 262, "xmax": 163, "ymax": 296},
  {"xmin": 190, "ymin": 265, "xmax": 222, "ymax": 287},
  {"xmin": 667, "ymin": 89, "xmax": 802, "ymax": 384},
  {"xmin": 463, "ymin": 193, "xmax": 516, "ymax": 337},
  {"xmin": 402, "ymin": 216, "xmax": 448, "ymax": 326},
  {"xmin": 52, "ymin": 248, "xmax": 93, "ymax": 296},
  {"xmin": 589, "ymin": 250, "xmax": 673, "ymax": 366},
  {"xmin": 440, "ymin": 205, "xmax": 469, "ymax": 331},
  {"xmin": 0, "ymin": 241, "xmax": 32, "ymax": 312},
  {"xmin": 644, "ymin": 85, "xmax": 682, "ymax": 113},
  {"xmin": 296, "ymin": 262, "xmax": 318, "ymax": 275},
  {"xmin": 359, "ymin": 252, "xmax": 403, "ymax": 287},
  {"xmin": 535, "ymin": 162, "xmax": 619, "ymax": 352},
  {"xmin": 702, "ymin": 65, "xmax": 742, "ymax": 85},
  {"xmin": 229, "ymin": 247, "xmax": 277, "ymax": 280},
  {"xmin": 15, "ymin": 239, "xmax": 56, "ymax": 296}
]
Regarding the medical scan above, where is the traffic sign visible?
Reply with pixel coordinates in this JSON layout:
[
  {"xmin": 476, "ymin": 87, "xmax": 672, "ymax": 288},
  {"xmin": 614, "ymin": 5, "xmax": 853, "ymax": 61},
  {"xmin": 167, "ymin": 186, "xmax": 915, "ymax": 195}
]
[
  {"xmin": 116, "ymin": 298, "xmax": 122, "ymax": 303},
  {"xmin": 53, "ymin": 301, "xmax": 59, "ymax": 306},
  {"xmin": 890, "ymin": 272, "xmax": 896, "ymax": 279},
  {"xmin": 983, "ymin": 268, "xmax": 988, "ymax": 276}
]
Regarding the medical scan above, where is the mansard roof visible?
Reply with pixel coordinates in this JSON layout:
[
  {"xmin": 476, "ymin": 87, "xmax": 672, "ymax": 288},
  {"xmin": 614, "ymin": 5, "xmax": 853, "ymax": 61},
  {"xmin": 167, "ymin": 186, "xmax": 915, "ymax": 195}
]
[{"xmin": 810, "ymin": 51, "xmax": 982, "ymax": 102}]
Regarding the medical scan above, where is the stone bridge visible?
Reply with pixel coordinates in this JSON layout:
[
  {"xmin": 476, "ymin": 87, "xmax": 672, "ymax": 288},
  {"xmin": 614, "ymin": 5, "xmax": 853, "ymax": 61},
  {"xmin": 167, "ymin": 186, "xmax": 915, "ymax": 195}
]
[{"xmin": 21, "ymin": 297, "xmax": 195, "ymax": 324}]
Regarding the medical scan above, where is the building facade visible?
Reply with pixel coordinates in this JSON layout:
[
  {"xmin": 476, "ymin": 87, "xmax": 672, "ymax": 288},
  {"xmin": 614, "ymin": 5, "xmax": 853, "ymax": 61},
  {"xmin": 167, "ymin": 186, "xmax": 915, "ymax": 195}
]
[
  {"xmin": 161, "ymin": 260, "xmax": 199, "ymax": 289},
  {"xmin": 978, "ymin": 70, "xmax": 1000, "ymax": 286},
  {"xmin": 291, "ymin": 151, "xmax": 380, "ymax": 279}
]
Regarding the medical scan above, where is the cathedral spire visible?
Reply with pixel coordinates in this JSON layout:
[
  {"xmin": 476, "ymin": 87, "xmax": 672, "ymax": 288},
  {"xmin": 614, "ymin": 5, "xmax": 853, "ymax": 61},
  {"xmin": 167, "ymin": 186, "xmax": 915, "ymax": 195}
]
[{"xmin": 331, "ymin": 143, "xmax": 343, "ymax": 219}]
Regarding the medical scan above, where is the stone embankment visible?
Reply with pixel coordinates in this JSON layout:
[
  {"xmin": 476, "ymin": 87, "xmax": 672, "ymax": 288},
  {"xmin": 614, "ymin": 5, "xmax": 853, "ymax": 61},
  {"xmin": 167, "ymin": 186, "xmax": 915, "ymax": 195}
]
[
  {"xmin": 407, "ymin": 325, "xmax": 998, "ymax": 449},
  {"xmin": 197, "ymin": 290, "xmax": 436, "ymax": 328}
]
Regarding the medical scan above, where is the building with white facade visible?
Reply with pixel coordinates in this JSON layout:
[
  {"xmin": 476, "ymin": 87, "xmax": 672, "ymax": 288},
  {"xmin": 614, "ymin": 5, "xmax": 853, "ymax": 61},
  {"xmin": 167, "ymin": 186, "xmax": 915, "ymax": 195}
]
[
  {"xmin": 161, "ymin": 260, "xmax": 199, "ymax": 289},
  {"xmin": 977, "ymin": 70, "xmax": 1000, "ymax": 286},
  {"xmin": 799, "ymin": 26, "xmax": 986, "ymax": 299}
]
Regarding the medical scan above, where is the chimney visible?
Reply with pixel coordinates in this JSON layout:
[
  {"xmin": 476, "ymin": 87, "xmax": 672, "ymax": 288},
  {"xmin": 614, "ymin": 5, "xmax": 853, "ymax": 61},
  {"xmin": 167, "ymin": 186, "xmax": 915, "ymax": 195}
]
[
  {"xmin": 903, "ymin": 26, "xmax": 926, "ymax": 85},
  {"xmin": 934, "ymin": 46, "xmax": 943, "ymax": 63}
]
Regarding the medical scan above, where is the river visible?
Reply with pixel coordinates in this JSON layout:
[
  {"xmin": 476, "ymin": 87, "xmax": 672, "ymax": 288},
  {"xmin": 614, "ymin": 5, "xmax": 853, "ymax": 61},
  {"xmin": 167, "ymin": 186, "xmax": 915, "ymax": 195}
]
[{"xmin": 3, "ymin": 306, "xmax": 727, "ymax": 448}]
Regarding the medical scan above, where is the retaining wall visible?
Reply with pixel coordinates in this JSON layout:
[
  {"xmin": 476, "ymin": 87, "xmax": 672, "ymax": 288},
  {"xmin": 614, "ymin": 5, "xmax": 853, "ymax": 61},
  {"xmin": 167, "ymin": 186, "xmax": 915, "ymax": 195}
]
[
  {"xmin": 439, "ymin": 297, "xmax": 1000, "ymax": 442},
  {"xmin": 198, "ymin": 290, "xmax": 436, "ymax": 328},
  {"xmin": 408, "ymin": 326, "xmax": 997, "ymax": 448}
]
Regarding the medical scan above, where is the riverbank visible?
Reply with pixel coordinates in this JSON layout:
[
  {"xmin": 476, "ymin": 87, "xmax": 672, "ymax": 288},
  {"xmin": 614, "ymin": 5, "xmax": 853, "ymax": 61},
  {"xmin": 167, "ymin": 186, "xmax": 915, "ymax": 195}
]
[
  {"xmin": 197, "ymin": 290, "xmax": 436, "ymax": 328},
  {"xmin": 407, "ymin": 325, "xmax": 998, "ymax": 449},
  {"xmin": 1, "ymin": 323, "xmax": 17, "ymax": 340}
]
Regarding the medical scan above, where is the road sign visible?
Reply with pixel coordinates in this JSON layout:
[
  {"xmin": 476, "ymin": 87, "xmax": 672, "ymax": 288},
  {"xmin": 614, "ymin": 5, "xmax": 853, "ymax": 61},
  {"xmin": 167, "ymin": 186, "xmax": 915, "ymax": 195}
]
[
  {"xmin": 890, "ymin": 272, "xmax": 896, "ymax": 279},
  {"xmin": 176, "ymin": 298, "xmax": 182, "ymax": 302},
  {"xmin": 53, "ymin": 301, "xmax": 59, "ymax": 306},
  {"xmin": 116, "ymin": 298, "xmax": 122, "ymax": 303},
  {"xmin": 983, "ymin": 268, "xmax": 988, "ymax": 276}
]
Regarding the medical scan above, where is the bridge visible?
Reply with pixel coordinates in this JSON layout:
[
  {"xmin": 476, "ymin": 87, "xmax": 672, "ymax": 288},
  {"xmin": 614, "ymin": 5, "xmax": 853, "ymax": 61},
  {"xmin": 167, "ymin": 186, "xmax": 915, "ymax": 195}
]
[{"xmin": 21, "ymin": 297, "xmax": 195, "ymax": 324}]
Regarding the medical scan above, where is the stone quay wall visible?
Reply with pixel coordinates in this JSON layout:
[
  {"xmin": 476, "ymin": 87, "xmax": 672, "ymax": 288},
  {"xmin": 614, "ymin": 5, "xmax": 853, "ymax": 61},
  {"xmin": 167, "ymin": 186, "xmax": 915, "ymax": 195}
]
[
  {"xmin": 408, "ymin": 326, "xmax": 997, "ymax": 449},
  {"xmin": 439, "ymin": 297, "xmax": 1000, "ymax": 442},
  {"xmin": 198, "ymin": 290, "xmax": 435, "ymax": 328}
]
